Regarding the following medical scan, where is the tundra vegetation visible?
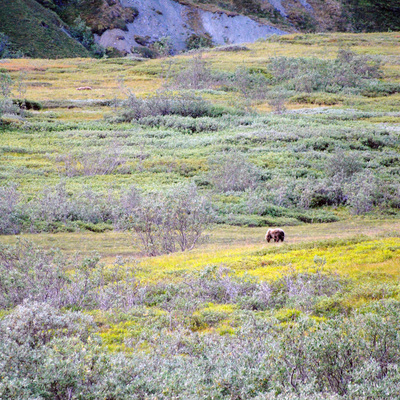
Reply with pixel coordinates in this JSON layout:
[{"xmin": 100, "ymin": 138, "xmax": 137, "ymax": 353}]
[{"xmin": 1, "ymin": 32, "xmax": 400, "ymax": 398}]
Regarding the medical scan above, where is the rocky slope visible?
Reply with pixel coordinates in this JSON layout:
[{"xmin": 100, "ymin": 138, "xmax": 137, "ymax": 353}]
[
  {"xmin": 95, "ymin": 0, "xmax": 288, "ymax": 54},
  {"xmin": 93, "ymin": 0, "xmax": 351, "ymax": 55}
]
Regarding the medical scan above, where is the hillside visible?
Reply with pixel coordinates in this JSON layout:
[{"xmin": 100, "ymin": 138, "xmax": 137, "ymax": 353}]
[
  {"xmin": 1, "ymin": 0, "xmax": 400, "ymax": 58},
  {"xmin": 0, "ymin": 0, "xmax": 90, "ymax": 58}
]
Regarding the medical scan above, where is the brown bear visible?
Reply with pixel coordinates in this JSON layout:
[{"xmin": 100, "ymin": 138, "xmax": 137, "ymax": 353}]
[{"xmin": 265, "ymin": 228, "xmax": 285, "ymax": 243}]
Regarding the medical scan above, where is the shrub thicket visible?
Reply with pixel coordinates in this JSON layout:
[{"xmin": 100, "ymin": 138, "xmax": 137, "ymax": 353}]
[
  {"xmin": 122, "ymin": 184, "xmax": 212, "ymax": 256},
  {"xmin": 1, "ymin": 246, "xmax": 400, "ymax": 399},
  {"xmin": 119, "ymin": 91, "xmax": 223, "ymax": 122},
  {"xmin": 208, "ymin": 151, "xmax": 262, "ymax": 193}
]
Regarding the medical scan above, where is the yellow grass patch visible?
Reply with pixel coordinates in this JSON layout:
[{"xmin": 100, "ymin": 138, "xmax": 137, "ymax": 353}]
[{"xmin": 3, "ymin": 219, "xmax": 399, "ymax": 283}]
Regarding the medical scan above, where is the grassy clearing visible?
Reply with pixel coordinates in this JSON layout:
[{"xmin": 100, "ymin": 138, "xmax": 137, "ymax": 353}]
[{"xmin": 2, "ymin": 218, "xmax": 399, "ymax": 281}]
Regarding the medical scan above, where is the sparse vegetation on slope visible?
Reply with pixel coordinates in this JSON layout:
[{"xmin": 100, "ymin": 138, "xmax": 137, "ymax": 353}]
[
  {"xmin": 343, "ymin": 0, "xmax": 400, "ymax": 32},
  {"xmin": 0, "ymin": 0, "xmax": 90, "ymax": 58}
]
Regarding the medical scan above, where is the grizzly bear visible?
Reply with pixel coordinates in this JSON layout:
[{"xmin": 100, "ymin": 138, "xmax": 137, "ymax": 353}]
[{"xmin": 265, "ymin": 228, "xmax": 285, "ymax": 243}]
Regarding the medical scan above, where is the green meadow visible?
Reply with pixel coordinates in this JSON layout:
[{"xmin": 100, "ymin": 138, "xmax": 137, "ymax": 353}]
[{"xmin": 1, "ymin": 32, "xmax": 400, "ymax": 398}]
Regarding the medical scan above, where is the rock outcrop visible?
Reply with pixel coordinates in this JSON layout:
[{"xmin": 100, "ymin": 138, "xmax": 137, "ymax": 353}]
[{"xmin": 95, "ymin": 0, "xmax": 288, "ymax": 54}]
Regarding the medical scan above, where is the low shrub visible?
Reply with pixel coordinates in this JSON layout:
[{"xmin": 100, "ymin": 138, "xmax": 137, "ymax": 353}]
[
  {"xmin": 2, "ymin": 296, "xmax": 400, "ymax": 399},
  {"xmin": 0, "ymin": 240, "xmax": 142, "ymax": 310},
  {"xmin": 360, "ymin": 80, "xmax": 400, "ymax": 97},
  {"xmin": 288, "ymin": 209, "xmax": 340, "ymax": 223},
  {"xmin": 215, "ymin": 213, "xmax": 300, "ymax": 227},
  {"xmin": 119, "ymin": 92, "xmax": 220, "ymax": 122},
  {"xmin": 0, "ymin": 183, "xmax": 22, "ymax": 234},
  {"xmin": 214, "ymin": 44, "xmax": 250, "ymax": 52},
  {"xmin": 215, "ymin": 214, "xmax": 271, "ymax": 227},
  {"xmin": 208, "ymin": 151, "xmax": 262, "ymax": 193},
  {"xmin": 268, "ymin": 50, "xmax": 382, "ymax": 93},
  {"xmin": 137, "ymin": 114, "xmax": 229, "ymax": 132},
  {"xmin": 77, "ymin": 221, "xmax": 113, "ymax": 232},
  {"xmin": 290, "ymin": 92, "xmax": 344, "ymax": 105}
]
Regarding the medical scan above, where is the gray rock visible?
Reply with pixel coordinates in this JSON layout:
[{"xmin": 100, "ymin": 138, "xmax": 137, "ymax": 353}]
[
  {"xmin": 95, "ymin": 0, "xmax": 288, "ymax": 53},
  {"xmin": 200, "ymin": 11, "xmax": 286, "ymax": 46}
]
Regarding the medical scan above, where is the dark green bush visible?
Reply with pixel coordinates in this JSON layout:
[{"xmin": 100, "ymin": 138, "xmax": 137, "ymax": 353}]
[
  {"xmin": 12, "ymin": 98, "xmax": 42, "ymax": 110},
  {"xmin": 0, "ymin": 32, "xmax": 23, "ymax": 58},
  {"xmin": 69, "ymin": 16, "xmax": 105, "ymax": 58},
  {"xmin": 133, "ymin": 46, "xmax": 157, "ymax": 59},
  {"xmin": 77, "ymin": 221, "xmax": 113, "ymax": 232},
  {"xmin": 294, "ymin": 210, "xmax": 339, "ymax": 223},
  {"xmin": 360, "ymin": 80, "xmax": 400, "ymax": 97},
  {"xmin": 288, "ymin": 9, "xmax": 318, "ymax": 32},
  {"xmin": 344, "ymin": 0, "xmax": 400, "ymax": 32},
  {"xmin": 290, "ymin": 92, "xmax": 344, "ymax": 105},
  {"xmin": 185, "ymin": 34, "xmax": 213, "ymax": 50}
]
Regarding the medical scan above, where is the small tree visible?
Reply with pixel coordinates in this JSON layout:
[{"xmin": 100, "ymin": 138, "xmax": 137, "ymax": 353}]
[
  {"xmin": 345, "ymin": 171, "xmax": 378, "ymax": 214},
  {"xmin": 169, "ymin": 53, "xmax": 224, "ymax": 90},
  {"xmin": 129, "ymin": 191, "xmax": 165, "ymax": 256},
  {"xmin": 325, "ymin": 148, "xmax": 363, "ymax": 178},
  {"xmin": 166, "ymin": 183, "xmax": 212, "ymax": 251},
  {"xmin": 266, "ymin": 88, "xmax": 290, "ymax": 114},
  {"xmin": 125, "ymin": 184, "xmax": 211, "ymax": 256},
  {"xmin": 0, "ymin": 72, "xmax": 20, "ymax": 116}
]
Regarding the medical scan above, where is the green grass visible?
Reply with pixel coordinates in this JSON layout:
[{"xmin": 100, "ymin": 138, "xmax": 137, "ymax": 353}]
[
  {"xmin": 0, "ymin": 31, "xmax": 399, "ymax": 307},
  {"xmin": 0, "ymin": 33, "xmax": 399, "ymax": 235},
  {"xmin": 0, "ymin": 0, "xmax": 90, "ymax": 58}
]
